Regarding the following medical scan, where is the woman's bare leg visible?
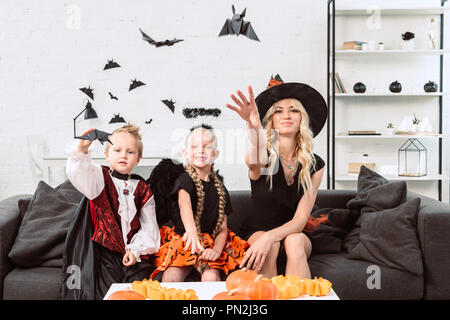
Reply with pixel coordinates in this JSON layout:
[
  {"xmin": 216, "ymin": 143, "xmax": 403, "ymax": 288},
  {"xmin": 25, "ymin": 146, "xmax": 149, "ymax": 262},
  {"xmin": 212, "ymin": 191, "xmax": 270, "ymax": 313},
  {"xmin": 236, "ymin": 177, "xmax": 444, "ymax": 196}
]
[
  {"xmin": 283, "ymin": 232, "xmax": 312, "ymax": 279},
  {"xmin": 246, "ymin": 231, "xmax": 280, "ymax": 278}
]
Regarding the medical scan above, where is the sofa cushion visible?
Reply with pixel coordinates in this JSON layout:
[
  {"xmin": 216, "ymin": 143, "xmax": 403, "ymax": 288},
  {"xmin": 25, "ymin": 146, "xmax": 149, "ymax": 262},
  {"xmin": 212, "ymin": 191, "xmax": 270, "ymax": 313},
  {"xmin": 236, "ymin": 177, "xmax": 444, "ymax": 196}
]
[
  {"xmin": 8, "ymin": 180, "xmax": 82, "ymax": 267},
  {"xmin": 343, "ymin": 167, "xmax": 407, "ymax": 252},
  {"xmin": 309, "ymin": 252, "xmax": 423, "ymax": 300},
  {"xmin": 347, "ymin": 198, "xmax": 423, "ymax": 276},
  {"xmin": 3, "ymin": 266, "xmax": 61, "ymax": 300}
]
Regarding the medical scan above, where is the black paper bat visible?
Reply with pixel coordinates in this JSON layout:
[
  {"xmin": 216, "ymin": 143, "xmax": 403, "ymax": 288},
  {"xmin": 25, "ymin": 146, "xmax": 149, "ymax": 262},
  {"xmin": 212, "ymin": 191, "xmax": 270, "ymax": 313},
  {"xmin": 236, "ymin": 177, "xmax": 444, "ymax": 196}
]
[
  {"xmin": 76, "ymin": 129, "xmax": 112, "ymax": 145},
  {"xmin": 182, "ymin": 108, "xmax": 222, "ymax": 119},
  {"xmin": 161, "ymin": 99, "xmax": 175, "ymax": 113},
  {"xmin": 139, "ymin": 28, "xmax": 184, "ymax": 47},
  {"xmin": 108, "ymin": 92, "xmax": 118, "ymax": 100},
  {"xmin": 109, "ymin": 114, "xmax": 126, "ymax": 124},
  {"xmin": 145, "ymin": 119, "xmax": 153, "ymax": 124},
  {"xmin": 219, "ymin": 5, "xmax": 259, "ymax": 41},
  {"xmin": 79, "ymin": 86, "xmax": 94, "ymax": 100},
  {"xmin": 129, "ymin": 79, "xmax": 146, "ymax": 91},
  {"xmin": 103, "ymin": 59, "xmax": 121, "ymax": 70}
]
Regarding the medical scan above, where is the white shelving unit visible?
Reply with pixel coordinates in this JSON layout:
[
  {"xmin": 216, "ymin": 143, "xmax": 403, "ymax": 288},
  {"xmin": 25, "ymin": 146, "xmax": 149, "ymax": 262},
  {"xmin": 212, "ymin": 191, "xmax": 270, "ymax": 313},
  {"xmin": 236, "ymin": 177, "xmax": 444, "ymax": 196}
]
[{"xmin": 327, "ymin": 1, "xmax": 448, "ymax": 202}]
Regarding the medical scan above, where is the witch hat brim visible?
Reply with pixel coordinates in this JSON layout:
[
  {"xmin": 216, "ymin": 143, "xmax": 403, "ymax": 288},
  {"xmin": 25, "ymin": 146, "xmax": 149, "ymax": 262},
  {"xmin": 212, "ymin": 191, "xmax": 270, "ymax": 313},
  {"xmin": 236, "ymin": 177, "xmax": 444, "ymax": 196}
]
[{"xmin": 255, "ymin": 81, "xmax": 327, "ymax": 137}]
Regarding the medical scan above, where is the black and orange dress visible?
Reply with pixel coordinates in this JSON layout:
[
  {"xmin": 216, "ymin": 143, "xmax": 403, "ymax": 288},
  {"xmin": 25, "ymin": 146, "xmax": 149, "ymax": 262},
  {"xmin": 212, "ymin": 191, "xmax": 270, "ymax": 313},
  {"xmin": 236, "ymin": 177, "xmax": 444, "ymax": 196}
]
[{"xmin": 150, "ymin": 172, "xmax": 248, "ymax": 279}]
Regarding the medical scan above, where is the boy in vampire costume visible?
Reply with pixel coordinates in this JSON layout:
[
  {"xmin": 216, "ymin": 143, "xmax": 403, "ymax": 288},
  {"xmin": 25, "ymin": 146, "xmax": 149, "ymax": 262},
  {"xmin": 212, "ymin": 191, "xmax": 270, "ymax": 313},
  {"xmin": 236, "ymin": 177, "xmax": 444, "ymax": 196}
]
[{"xmin": 61, "ymin": 125, "xmax": 160, "ymax": 300}]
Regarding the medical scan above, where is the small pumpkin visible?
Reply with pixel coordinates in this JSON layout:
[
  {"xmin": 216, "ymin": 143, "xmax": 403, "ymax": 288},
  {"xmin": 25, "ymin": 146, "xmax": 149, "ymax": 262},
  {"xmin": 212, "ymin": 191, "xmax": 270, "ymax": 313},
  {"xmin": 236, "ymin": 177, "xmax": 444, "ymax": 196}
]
[
  {"xmin": 353, "ymin": 82, "xmax": 366, "ymax": 93},
  {"xmin": 225, "ymin": 267, "xmax": 258, "ymax": 291},
  {"xmin": 237, "ymin": 275, "xmax": 279, "ymax": 300},
  {"xmin": 107, "ymin": 287, "xmax": 146, "ymax": 300},
  {"xmin": 424, "ymin": 81, "xmax": 438, "ymax": 93},
  {"xmin": 271, "ymin": 275, "xmax": 304, "ymax": 299},
  {"xmin": 212, "ymin": 289, "xmax": 251, "ymax": 300},
  {"xmin": 389, "ymin": 80, "xmax": 402, "ymax": 93},
  {"xmin": 303, "ymin": 277, "xmax": 332, "ymax": 297}
]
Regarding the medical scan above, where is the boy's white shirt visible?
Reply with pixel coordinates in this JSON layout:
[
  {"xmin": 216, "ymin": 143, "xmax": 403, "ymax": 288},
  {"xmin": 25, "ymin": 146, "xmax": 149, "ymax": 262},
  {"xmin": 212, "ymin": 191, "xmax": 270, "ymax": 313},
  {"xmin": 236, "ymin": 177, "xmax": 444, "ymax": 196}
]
[{"xmin": 65, "ymin": 144, "xmax": 160, "ymax": 262}]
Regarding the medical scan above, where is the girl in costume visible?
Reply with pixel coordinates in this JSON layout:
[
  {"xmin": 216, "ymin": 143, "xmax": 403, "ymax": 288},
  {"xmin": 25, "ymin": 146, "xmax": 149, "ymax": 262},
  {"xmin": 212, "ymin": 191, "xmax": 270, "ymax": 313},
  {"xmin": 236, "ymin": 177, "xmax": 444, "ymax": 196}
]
[
  {"xmin": 149, "ymin": 124, "xmax": 247, "ymax": 281},
  {"xmin": 226, "ymin": 75, "xmax": 328, "ymax": 279},
  {"xmin": 65, "ymin": 124, "xmax": 160, "ymax": 299}
]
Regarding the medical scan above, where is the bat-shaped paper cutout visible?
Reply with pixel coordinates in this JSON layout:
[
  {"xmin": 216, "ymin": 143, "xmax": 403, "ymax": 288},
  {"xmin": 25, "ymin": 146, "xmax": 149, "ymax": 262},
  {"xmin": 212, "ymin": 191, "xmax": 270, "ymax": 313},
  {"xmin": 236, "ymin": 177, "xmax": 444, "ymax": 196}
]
[
  {"xmin": 79, "ymin": 86, "xmax": 94, "ymax": 100},
  {"xmin": 109, "ymin": 114, "xmax": 126, "ymax": 124},
  {"xmin": 108, "ymin": 92, "xmax": 118, "ymax": 100},
  {"xmin": 139, "ymin": 28, "xmax": 184, "ymax": 47},
  {"xmin": 129, "ymin": 79, "xmax": 146, "ymax": 91},
  {"xmin": 182, "ymin": 108, "xmax": 222, "ymax": 119},
  {"xmin": 103, "ymin": 60, "xmax": 121, "ymax": 70},
  {"xmin": 76, "ymin": 129, "xmax": 112, "ymax": 145},
  {"xmin": 145, "ymin": 119, "xmax": 153, "ymax": 124},
  {"xmin": 161, "ymin": 99, "xmax": 175, "ymax": 113},
  {"xmin": 219, "ymin": 5, "xmax": 259, "ymax": 41}
]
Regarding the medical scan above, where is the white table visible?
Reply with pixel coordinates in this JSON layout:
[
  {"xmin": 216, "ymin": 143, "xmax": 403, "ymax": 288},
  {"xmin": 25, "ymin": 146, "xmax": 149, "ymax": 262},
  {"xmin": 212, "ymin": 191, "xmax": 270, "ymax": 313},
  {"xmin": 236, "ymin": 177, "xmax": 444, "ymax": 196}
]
[{"xmin": 104, "ymin": 281, "xmax": 339, "ymax": 300}]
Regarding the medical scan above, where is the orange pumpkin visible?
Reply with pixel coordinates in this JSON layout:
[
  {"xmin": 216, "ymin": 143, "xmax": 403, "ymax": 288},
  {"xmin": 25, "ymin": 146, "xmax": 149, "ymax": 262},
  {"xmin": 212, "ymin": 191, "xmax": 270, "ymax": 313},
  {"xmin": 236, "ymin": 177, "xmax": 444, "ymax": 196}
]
[
  {"xmin": 226, "ymin": 267, "xmax": 258, "ymax": 291},
  {"xmin": 107, "ymin": 288, "xmax": 146, "ymax": 300},
  {"xmin": 212, "ymin": 289, "xmax": 251, "ymax": 300},
  {"xmin": 303, "ymin": 277, "xmax": 332, "ymax": 296},
  {"xmin": 237, "ymin": 275, "xmax": 278, "ymax": 300}
]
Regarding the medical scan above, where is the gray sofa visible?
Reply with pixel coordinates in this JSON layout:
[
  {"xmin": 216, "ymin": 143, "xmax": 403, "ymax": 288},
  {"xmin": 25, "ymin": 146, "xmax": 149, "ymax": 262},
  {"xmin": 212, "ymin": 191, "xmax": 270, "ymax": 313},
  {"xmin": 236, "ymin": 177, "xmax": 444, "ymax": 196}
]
[{"xmin": 1, "ymin": 187, "xmax": 450, "ymax": 300}]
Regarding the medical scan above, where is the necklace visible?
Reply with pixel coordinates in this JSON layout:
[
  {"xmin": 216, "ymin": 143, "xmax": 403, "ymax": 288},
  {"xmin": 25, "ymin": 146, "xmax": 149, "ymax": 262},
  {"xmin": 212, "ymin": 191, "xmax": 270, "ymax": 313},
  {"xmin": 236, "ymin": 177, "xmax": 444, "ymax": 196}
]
[{"xmin": 279, "ymin": 155, "xmax": 298, "ymax": 185}]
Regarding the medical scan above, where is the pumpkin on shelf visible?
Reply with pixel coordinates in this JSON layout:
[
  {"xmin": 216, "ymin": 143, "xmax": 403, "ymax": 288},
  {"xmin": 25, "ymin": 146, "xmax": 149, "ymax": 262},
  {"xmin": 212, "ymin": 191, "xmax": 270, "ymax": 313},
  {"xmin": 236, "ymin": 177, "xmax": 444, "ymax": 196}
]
[
  {"xmin": 107, "ymin": 287, "xmax": 146, "ymax": 300},
  {"xmin": 236, "ymin": 275, "xmax": 279, "ymax": 300},
  {"xmin": 225, "ymin": 267, "xmax": 258, "ymax": 291},
  {"xmin": 212, "ymin": 289, "xmax": 251, "ymax": 300}
]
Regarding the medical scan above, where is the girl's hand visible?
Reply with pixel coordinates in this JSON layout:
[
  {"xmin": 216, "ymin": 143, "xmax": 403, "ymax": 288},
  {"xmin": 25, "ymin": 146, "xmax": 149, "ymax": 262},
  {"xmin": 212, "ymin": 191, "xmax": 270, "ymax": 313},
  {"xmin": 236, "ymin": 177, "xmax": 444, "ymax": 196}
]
[
  {"xmin": 226, "ymin": 85, "xmax": 262, "ymax": 129},
  {"xmin": 122, "ymin": 251, "xmax": 137, "ymax": 267},
  {"xmin": 198, "ymin": 248, "xmax": 221, "ymax": 262},
  {"xmin": 239, "ymin": 232, "xmax": 274, "ymax": 272},
  {"xmin": 183, "ymin": 230, "xmax": 204, "ymax": 255},
  {"xmin": 77, "ymin": 128, "xmax": 96, "ymax": 154}
]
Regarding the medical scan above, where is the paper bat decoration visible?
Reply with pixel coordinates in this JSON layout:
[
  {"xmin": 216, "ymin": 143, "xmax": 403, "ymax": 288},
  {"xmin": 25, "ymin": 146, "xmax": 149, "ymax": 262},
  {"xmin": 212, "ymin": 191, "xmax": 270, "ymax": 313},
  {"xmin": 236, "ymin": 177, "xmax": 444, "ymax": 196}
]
[
  {"xmin": 79, "ymin": 86, "xmax": 94, "ymax": 100},
  {"xmin": 103, "ymin": 59, "xmax": 121, "ymax": 70},
  {"xmin": 161, "ymin": 99, "xmax": 175, "ymax": 113},
  {"xmin": 129, "ymin": 79, "xmax": 146, "ymax": 91},
  {"xmin": 182, "ymin": 108, "xmax": 222, "ymax": 119},
  {"xmin": 219, "ymin": 5, "xmax": 259, "ymax": 41},
  {"xmin": 109, "ymin": 114, "xmax": 126, "ymax": 124},
  {"xmin": 145, "ymin": 119, "xmax": 153, "ymax": 124},
  {"xmin": 76, "ymin": 129, "xmax": 112, "ymax": 145},
  {"xmin": 139, "ymin": 28, "xmax": 184, "ymax": 47},
  {"xmin": 108, "ymin": 92, "xmax": 118, "ymax": 100}
]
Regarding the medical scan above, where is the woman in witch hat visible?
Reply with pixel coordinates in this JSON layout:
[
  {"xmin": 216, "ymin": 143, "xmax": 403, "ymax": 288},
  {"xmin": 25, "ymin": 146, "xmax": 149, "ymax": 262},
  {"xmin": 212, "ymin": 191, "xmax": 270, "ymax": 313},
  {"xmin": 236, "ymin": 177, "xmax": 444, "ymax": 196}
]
[{"xmin": 226, "ymin": 75, "xmax": 328, "ymax": 279}]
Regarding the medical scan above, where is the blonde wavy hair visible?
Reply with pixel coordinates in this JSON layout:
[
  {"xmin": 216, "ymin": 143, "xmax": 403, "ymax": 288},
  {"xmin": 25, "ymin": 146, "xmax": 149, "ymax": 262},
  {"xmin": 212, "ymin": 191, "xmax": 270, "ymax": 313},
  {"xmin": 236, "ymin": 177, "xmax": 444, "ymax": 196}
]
[
  {"xmin": 104, "ymin": 123, "xmax": 144, "ymax": 159},
  {"xmin": 262, "ymin": 98, "xmax": 316, "ymax": 193},
  {"xmin": 184, "ymin": 126, "xmax": 226, "ymax": 239}
]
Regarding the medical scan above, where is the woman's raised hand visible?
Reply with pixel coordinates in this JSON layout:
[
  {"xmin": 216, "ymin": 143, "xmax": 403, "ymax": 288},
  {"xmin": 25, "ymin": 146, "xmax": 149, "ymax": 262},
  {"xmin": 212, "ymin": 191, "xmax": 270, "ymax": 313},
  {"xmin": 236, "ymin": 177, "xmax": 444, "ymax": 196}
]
[{"xmin": 226, "ymin": 85, "xmax": 261, "ymax": 129}]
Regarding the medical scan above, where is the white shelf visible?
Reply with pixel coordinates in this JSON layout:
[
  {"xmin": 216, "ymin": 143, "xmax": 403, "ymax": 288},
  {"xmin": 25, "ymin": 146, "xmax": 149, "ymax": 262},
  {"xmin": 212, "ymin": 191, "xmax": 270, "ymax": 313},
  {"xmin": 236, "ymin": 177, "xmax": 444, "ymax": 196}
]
[
  {"xmin": 336, "ymin": 174, "xmax": 445, "ymax": 181},
  {"xmin": 335, "ymin": 7, "xmax": 449, "ymax": 16},
  {"xmin": 335, "ymin": 49, "xmax": 449, "ymax": 56},
  {"xmin": 336, "ymin": 134, "xmax": 442, "ymax": 139},
  {"xmin": 335, "ymin": 92, "xmax": 446, "ymax": 97}
]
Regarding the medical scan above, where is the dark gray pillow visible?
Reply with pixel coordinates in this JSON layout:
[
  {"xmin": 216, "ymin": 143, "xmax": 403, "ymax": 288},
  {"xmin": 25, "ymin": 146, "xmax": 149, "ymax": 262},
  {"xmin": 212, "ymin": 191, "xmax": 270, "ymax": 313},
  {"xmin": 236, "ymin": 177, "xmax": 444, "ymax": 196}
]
[
  {"xmin": 343, "ymin": 167, "xmax": 407, "ymax": 252},
  {"xmin": 8, "ymin": 180, "xmax": 81, "ymax": 267},
  {"xmin": 347, "ymin": 198, "xmax": 423, "ymax": 276}
]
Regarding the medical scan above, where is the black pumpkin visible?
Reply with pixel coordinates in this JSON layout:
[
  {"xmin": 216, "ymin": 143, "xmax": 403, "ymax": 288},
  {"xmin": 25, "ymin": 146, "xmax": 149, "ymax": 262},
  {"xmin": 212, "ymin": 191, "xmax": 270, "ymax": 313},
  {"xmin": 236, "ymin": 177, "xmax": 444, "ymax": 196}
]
[
  {"xmin": 424, "ymin": 81, "xmax": 438, "ymax": 93},
  {"xmin": 389, "ymin": 81, "xmax": 402, "ymax": 93},
  {"xmin": 353, "ymin": 82, "xmax": 366, "ymax": 93}
]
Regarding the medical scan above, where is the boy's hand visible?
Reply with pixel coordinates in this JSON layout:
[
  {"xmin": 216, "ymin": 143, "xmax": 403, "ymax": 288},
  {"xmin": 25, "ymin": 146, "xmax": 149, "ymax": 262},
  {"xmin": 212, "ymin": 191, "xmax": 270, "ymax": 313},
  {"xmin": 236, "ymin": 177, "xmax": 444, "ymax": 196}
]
[
  {"xmin": 198, "ymin": 248, "xmax": 221, "ymax": 262},
  {"xmin": 122, "ymin": 251, "xmax": 137, "ymax": 266},
  {"xmin": 77, "ymin": 128, "xmax": 96, "ymax": 154}
]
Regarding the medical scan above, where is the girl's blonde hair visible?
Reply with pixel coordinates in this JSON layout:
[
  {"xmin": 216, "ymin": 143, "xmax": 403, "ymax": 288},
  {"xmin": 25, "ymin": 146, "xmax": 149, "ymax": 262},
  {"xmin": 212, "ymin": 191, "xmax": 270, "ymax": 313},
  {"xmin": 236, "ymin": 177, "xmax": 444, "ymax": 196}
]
[
  {"xmin": 105, "ymin": 123, "xmax": 144, "ymax": 159},
  {"xmin": 184, "ymin": 126, "xmax": 226, "ymax": 238},
  {"xmin": 262, "ymin": 98, "xmax": 316, "ymax": 193}
]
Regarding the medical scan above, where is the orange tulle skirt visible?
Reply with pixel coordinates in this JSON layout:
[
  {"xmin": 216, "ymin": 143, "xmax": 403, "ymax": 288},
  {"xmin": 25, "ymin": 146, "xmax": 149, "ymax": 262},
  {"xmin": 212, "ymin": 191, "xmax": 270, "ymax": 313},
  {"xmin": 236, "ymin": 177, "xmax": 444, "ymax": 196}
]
[{"xmin": 150, "ymin": 226, "xmax": 248, "ymax": 279}]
